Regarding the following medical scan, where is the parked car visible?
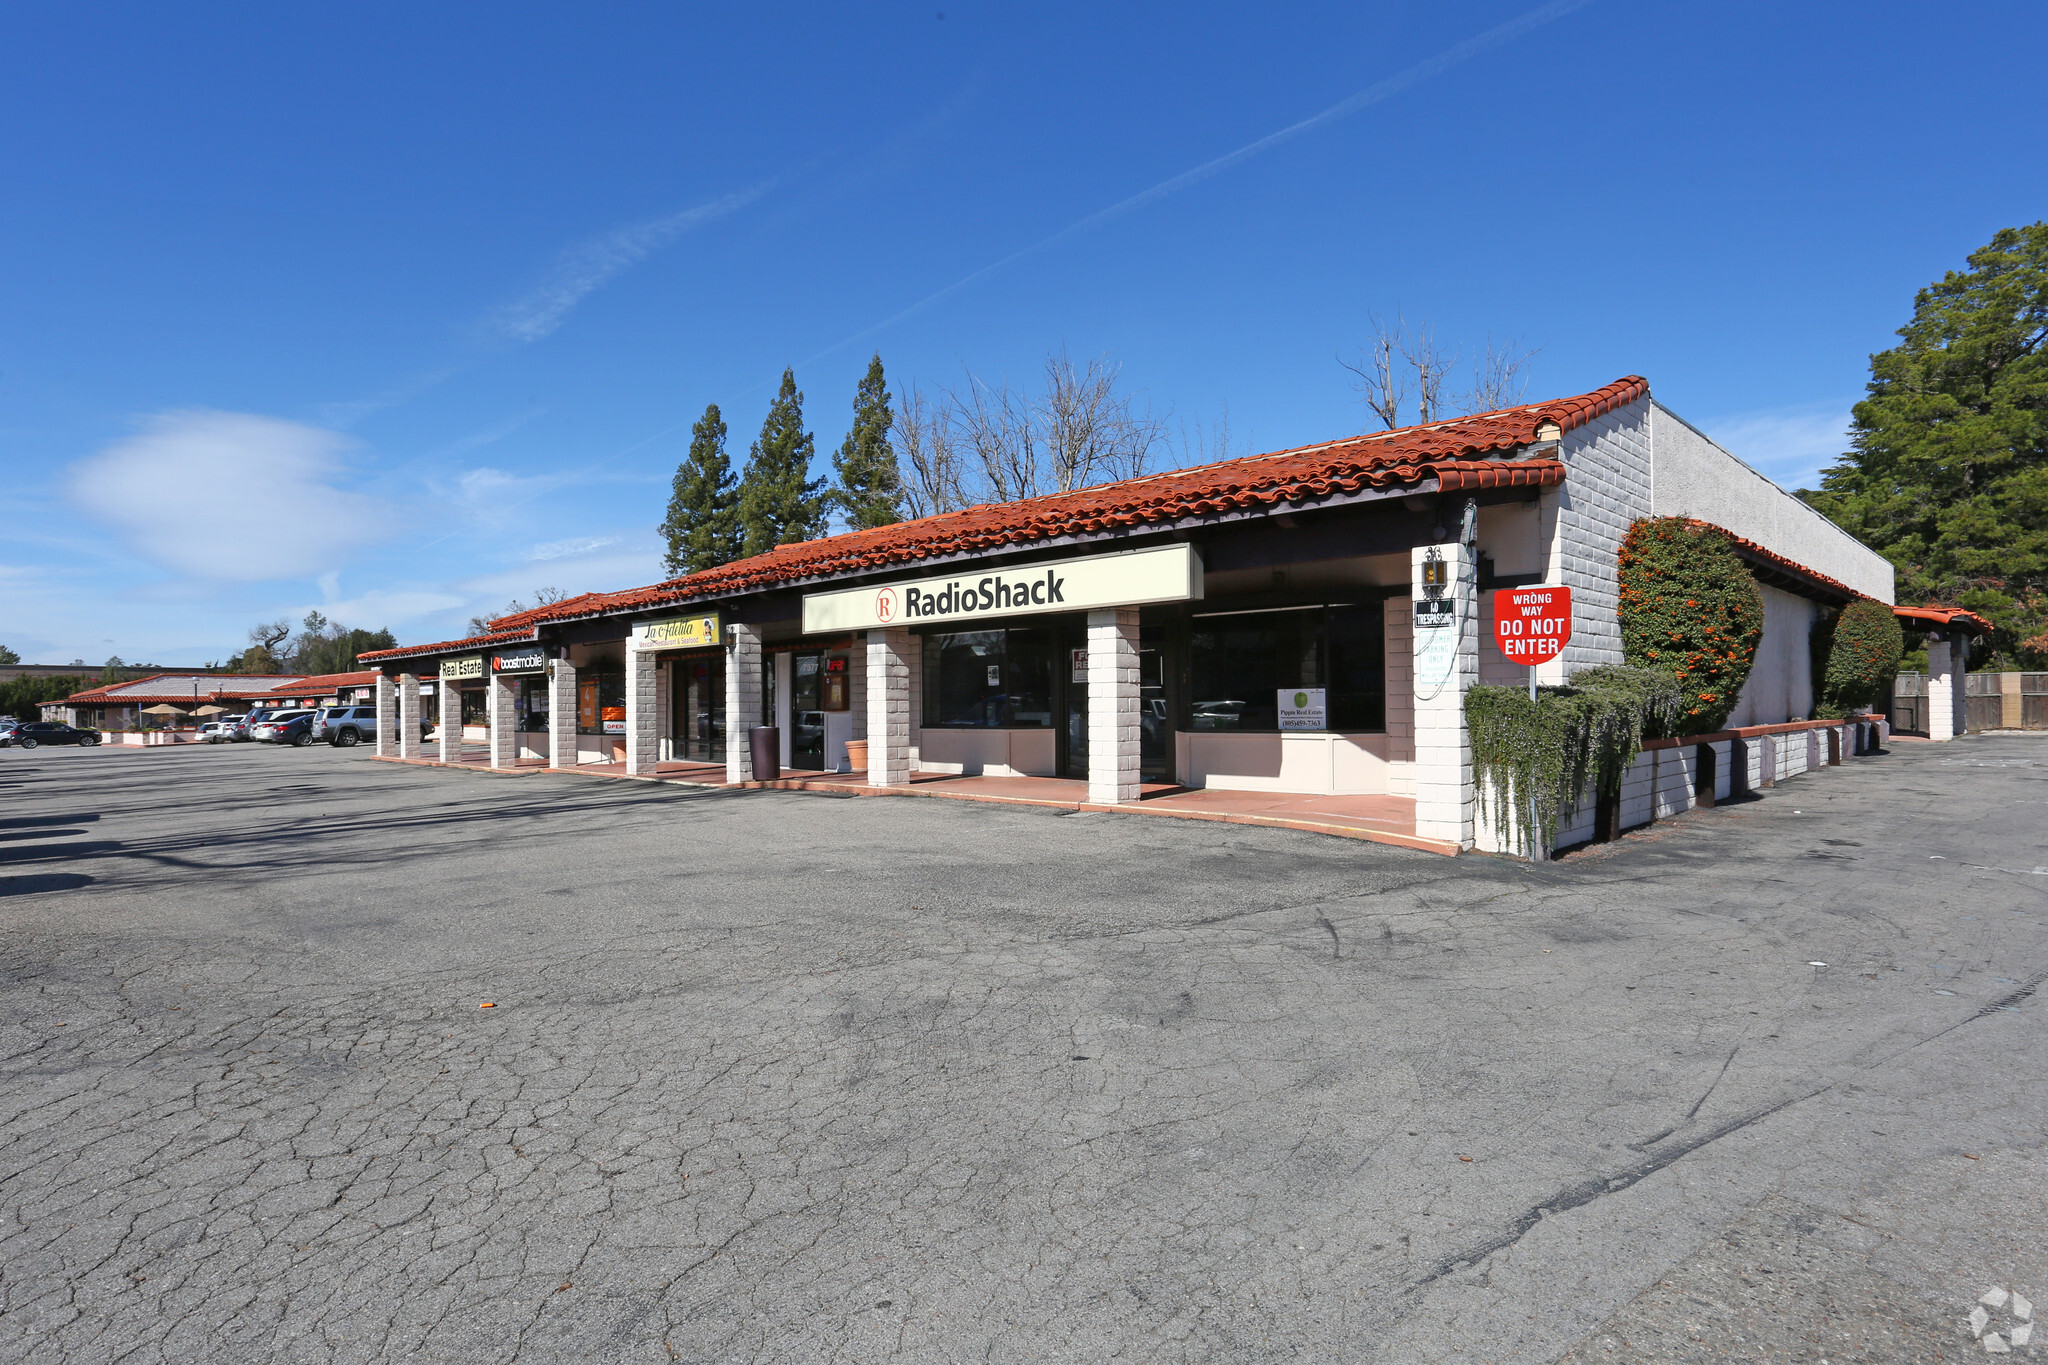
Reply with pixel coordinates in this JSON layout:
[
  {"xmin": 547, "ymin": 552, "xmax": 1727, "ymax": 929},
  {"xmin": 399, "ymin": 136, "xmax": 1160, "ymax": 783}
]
[
  {"xmin": 314, "ymin": 705, "xmax": 381, "ymax": 747},
  {"xmin": 250, "ymin": 711, "xmax": 315, "ymax": 745},
  {"xmin": 228, "ymin": 710, "xmax": 273, "ymax": 741},
  {"xmin": 1, "ymin": 721, "xmax": 101, "ymax": 749},
  {"xmin": 198, "ymin": 721, "xmax": 236, "ymax": 743}
]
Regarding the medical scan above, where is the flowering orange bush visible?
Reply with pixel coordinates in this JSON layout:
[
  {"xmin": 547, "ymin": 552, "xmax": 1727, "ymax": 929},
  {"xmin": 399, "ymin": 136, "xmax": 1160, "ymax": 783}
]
[{"xmin": 1617, "ymin": 518, "xmax": 1765, "ymax": 734}]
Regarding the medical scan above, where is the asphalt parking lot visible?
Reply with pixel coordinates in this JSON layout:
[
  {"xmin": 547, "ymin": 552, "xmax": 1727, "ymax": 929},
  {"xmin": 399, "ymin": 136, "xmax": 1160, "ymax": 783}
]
[{"xmin": 2, "ymin": 737, "xmax": 2045, "ymax": 1364}]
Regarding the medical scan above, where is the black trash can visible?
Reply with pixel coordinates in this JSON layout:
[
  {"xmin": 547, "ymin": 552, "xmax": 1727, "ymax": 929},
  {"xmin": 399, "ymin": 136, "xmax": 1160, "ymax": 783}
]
[{"xmin": 749, "ymin": 726, "xmax": 780, "ymax": 783}]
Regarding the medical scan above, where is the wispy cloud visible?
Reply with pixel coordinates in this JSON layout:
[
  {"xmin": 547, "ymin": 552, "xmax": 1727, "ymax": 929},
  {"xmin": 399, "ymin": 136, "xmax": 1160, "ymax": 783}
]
[
  {"xmin": 1704, "ymin": 401, "xmax": 1857, "ymax": 493},
  {"xmin": 66, "ymin": 411, "xmax": 401, "ymax": 582},
  {"xmin": 527, "ymin": 535, "xmax": 619, "ymax": 562},
  {"xmin": 480, "ymin": 184, "xmax": 774, "ymax": 344},
  {"xmin": 804, "ymin": 0, "xmax": 1598, "ymax": 364}
]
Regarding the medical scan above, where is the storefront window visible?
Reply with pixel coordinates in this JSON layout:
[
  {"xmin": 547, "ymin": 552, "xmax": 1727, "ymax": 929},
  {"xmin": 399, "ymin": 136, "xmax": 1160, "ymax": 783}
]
[
  {"xmin": 517, "ymin": 675, "xmax": 549, "ymax": 731},
  {"xmin": 921, "ymin": 628, "xmax": 1055, "ymax": 728},
  {"xmin": 1187, "ymin": 602, "xmax": 1385, "ymax": 732},
  {"xmin": 459, "ymin": 686, "xmax": 488, "ymax": 727},
  {"xmin": 578, "ymin": 670, "xmax": 626, "ymax": 735}
]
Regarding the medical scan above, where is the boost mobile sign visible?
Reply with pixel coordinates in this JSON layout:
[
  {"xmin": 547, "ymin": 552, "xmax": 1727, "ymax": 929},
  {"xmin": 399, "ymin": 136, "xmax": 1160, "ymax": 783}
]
[{"xmin": 802, "ymin": 543, "xmax": 1202, "ymax": 633}]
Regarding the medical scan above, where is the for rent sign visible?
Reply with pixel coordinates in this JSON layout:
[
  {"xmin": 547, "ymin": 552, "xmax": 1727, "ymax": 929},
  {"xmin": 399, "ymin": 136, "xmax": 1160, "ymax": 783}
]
[
  {"xmin": 1492, "ymin": 586, "xmax": 1572, "ymax": 664},
  {"xmin": 802, "ymin": 544, "xmax": 1202, "ymax": 633}
]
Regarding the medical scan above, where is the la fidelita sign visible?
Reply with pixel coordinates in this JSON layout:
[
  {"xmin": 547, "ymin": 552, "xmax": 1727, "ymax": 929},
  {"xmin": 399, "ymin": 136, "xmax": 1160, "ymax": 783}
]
[{"xmin": 1492, "ymin": 585, "xmax": 1572, "ymax": 664}]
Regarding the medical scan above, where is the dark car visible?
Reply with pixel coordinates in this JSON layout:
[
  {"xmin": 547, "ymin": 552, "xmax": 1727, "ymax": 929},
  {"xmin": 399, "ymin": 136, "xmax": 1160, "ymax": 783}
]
[
  {"xmin": 2, "ymin": 721, "xmax": 101, "ymax": 749},
  {"xmin": 262, "ymin": 713, "xmax": 319, "ymax": 747}
]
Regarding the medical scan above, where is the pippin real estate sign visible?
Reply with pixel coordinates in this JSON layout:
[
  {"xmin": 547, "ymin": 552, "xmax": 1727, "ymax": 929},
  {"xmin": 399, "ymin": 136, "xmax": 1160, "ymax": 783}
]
[{"xmin": 802, "ymin": 544, "xmax": 1202, "ymax": 633}]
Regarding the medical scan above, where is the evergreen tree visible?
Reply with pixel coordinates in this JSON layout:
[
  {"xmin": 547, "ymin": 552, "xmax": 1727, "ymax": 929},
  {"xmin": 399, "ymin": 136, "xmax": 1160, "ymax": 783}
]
[
  {"xmin": 658, "ymin": 404, "xmax": 742, "ymax": 575},
  {"xmin": 1802, "ymin": 223, "xmax": 2048, "ymax": 663},
  {"xmin": 831, "ymin": 354, "xmax": 904, "ymax": 530},
  {"xmin": 736, "ymin": 369, "xmax": 827, "ymax": 557}
]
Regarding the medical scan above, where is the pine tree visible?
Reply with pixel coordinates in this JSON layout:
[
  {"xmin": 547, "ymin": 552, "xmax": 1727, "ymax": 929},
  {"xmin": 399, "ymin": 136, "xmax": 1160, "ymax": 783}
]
[
  {"xmin": 658, "ymin": 404, "xmax": 741, "ymax": 575},
  {"xmin": 736, "ymin": 369, "xmax": 827, "ymax": 557},
  {"xmin": 831, "ymin": 354, "xmax": 904, "ymax": 530},
  {"xmin": 1802, "ymin": 223, "xmax": 2048, "ymax": 663}
]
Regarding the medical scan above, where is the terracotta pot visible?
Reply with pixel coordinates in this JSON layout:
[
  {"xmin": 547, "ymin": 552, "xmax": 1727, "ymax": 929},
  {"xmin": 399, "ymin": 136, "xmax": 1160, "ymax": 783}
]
[{"xmin": 844, "ymin": 739, "xmax": 869, "ymax": 775}]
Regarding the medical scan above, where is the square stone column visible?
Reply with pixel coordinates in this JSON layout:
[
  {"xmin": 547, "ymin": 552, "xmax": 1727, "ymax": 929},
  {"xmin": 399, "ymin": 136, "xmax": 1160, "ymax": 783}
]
[
  {"xmin": 725, "ymin": 624, "xmax": 763, "ymax": 783},
  {"xmin": 625, "ymin": 645, "xmax": 658, "ymax": 775},
  {"xmin": 374, "ymin": 674, "xmax": 395, "ymax": 757},
  {"xmin": 1087, "ymin": 607, "xmax": 1141, "ymax": 804},
  {"xmin": 397, "ymin": 674, "xmax": 422, "ymax": 759},
  {"xmin": 1927, "ymin": 638, "xmax": 1958, "ymax": 741},
  {"xmin": 654, "ymin": 657, "xmax": 673, "ymax": 761},
  {"xmin": 438, "ymin": 678, "xmax": 462, "ymax": 764},
  {"xmin": 1411, "ymin": 542, "xmax": 1478, "ymax": 848},
  {"xmin": 548, "ymin": 658, "xmax": 578, "ymax": 769},
  {"xmin": 487, "ymin": 672, "xmax": 518, "ymax": 770},
  {"xmin": 867, "ymin": 627, "xmax": 912, "ymax": 787}
]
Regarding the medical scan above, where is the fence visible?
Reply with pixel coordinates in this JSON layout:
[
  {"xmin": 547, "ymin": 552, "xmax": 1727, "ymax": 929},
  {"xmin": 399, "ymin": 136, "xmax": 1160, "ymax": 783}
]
[{"xmin": 1892, "ymin": 673, "xmax": 1926, "ymax": 736}]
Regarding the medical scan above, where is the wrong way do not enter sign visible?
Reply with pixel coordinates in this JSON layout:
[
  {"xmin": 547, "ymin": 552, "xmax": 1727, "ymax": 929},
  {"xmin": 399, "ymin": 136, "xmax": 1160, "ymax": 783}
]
[{"xmin": 1492, "ymin": 585, "xmax": 1573, "ymax": 664}]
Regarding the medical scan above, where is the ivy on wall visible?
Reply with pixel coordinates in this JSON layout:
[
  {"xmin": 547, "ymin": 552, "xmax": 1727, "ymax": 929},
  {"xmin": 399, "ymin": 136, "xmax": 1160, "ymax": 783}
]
[
  {"xmin": 1810, "ymin": 598, "xmax": 1905, "ymax": 718},
  {"xmin": 1468, "ymin": 665, "xmax": 1684, "ymax": 858},
  {"xmin": 1617, "ymin": 518, "xmax": 1765, "ymax": 734}
]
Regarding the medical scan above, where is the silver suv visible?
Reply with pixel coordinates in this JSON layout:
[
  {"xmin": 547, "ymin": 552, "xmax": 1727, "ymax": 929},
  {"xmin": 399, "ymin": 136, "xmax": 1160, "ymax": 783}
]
[{"xmin": 314, "ymin": 705, "xmax": 378, "ymax": 747}]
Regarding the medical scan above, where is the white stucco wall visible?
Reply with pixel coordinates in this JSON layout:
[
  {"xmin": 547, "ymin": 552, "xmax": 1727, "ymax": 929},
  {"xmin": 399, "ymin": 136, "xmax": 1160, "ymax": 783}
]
[
  {"xmin": 1724, "ymin": 584, "xmax": 1820, "ymax": 728},
  {"xmin": 1648, "ymin": 401, "xmax": 1894, "ymax": 602}
]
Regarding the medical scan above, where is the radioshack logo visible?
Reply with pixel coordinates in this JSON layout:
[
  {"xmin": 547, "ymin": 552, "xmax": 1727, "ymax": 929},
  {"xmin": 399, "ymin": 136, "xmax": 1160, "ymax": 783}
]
[
  {"xmin": 875, "ymin": 587, "xmax": 897, "ymax": 622},
  {"xmin": 905, "ymin": 571, "xmax": 1066, "ymax": 619}
]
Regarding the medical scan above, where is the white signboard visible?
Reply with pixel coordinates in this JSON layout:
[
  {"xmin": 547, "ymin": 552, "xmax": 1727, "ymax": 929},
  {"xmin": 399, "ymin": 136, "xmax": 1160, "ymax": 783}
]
[
  {"xmin": 1278, "ymin": 688, "xmax": 1327, "ymax": 731},
  {"xmin": 803, "ymin": 544, "xmax": 1201, "ymax": 634},
  {"xmin": 1414, "ymin": 599, "xmax": 1459, "ymax": 688}
]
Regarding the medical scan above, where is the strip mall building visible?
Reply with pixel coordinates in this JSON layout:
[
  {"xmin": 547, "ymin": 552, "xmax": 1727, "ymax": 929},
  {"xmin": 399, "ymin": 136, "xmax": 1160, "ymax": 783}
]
[{"xmin": 359, "ymin": 377, "xmax": 1955, "ymax": 856}]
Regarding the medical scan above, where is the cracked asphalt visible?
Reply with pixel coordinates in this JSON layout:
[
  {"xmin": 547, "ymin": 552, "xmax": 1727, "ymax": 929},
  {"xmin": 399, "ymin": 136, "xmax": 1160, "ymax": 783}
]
[{"xmin": 2, "ymin": 735, "xmax": 2045, "ymax": 1364}]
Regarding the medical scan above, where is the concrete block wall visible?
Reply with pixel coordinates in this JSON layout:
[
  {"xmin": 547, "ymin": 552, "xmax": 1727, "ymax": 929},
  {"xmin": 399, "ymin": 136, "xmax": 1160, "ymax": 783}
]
[
  {"xmin": 1548, "ymin": 397, "xmax": 1654, "ymax": 675},
  {"xmin": 1411, "ymin": 543, "xmax": 1477, "ymax": 846},
  {"xmin": 397, "ymin": 674, "xmax": 421, "ymax": 759},
  {"xmin": 548, "ymin": 660, "xmax": 577, "ymax": 769},
  {"xmin": 488, "ymin": 674, "xmax": 517, "ymax": 770},
  {"xmin": 654, "ymin": 658, "xmax": 673, "ymax": 761},
  {"xmin": 437, "ymin": 682, "xmax": 461, "ymax": 764},
  {"xmin": 1087, "ymin": 608, "xmax": 1141, "ymax": 804},
  {"xmin": 1652, "ymin": 746, "xmax": 1695, "ymax": 820},
  {"xmin": 1382, "ymin": 601, "xmax": 1416, "ymax": 795},
  {"xmin": 725, "ymin": 626, "xmax": 762, "ymax": 783},
  {"xmin": 866, "ymin": 628, "xmax": 912, "ymax": 787},
  {"xmin": 374, "ymin": 674, "xmax": 394, "ymax": 757},
  {"xmin": 624, "ymin": 647, "xmax": 657, "ymax": 776}
]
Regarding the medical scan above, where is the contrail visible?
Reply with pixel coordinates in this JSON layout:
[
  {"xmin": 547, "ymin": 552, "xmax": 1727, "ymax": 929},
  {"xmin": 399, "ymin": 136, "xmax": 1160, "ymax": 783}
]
[
  {"xmin": 801, "ymin": 0, "xmax": 1599, "ymax": 366},
  {"xmin": 426, "ymin": 0, "xmax": 1596, "ymax": 553}
]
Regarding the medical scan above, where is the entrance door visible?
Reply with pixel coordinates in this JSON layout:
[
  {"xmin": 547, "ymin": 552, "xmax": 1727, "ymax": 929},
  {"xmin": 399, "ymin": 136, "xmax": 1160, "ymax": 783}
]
[
  {"xmin": 790, "ymin": 651, "xmax": 825, "ymax": 771},
  {"xmin": 673, "ymin": 654, "xmax": 725, "ymax": 763},
  {"xmin": 1059, "ymin": 624, "xmax": 1171, "ymax": 782}
]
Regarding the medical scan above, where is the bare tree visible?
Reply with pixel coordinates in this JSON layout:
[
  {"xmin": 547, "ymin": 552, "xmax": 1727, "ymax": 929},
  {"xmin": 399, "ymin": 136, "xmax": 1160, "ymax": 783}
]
[
  {"xmin": 1340, "ymin": 313, "xmax": 1412, "ymax": 430},
  {"xmin": 894, "ymin": 385, "xmax": 970, "ymax": 519},
  {"xmin": 1462, "ymin": 337, "xmax": 1543, "ymax": 413},
  {"xmin": 1174, "ymin": 401, "xmax": 1241, "ymax": 468},
  {"xmin": 1343, "ymin": 316, "xmax": 1542, "ymax": 427},
  {"xmin": 1402, "ymin": 322, "xmax": 1458, "ymax": 424},
  {"xmin": 468, "ymin": 587, "xmax": 568, "ymax": 636},
  {"xmin": 950, "ymin": 371, "xmax": 1039, "ymax": 504},
  {"xmin": 1039, "ymin": 349, "xmax": 1165, "ymax": 491}
]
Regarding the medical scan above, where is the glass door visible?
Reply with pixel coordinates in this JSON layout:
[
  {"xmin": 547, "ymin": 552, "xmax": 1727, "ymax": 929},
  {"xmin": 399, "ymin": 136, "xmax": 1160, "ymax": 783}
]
[
  {"xmin": 790, "ymin": 651, "xmax": 825, "ymax": 771},
  {"xmin": 674, "ymin": 654, "xmax": 725, "ymax": 763},
  {"xmin": 1060, "ymin": 623, "xmax": 1171, "ymax": 782}
]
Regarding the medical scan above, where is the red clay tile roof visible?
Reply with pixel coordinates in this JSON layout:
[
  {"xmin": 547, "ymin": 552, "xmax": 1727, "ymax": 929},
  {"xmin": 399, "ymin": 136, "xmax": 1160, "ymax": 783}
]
[
  {"xmin": 267, "ymin": 671, "xmax": 381, "ymax": 697},
  {"xmin": 480, "ymin": 377, "xmax": 1645, "ymax": 631},
  {"xmin": 358, "ymin": 629, "xmax": 537, "ymax": 665},
  {"xmin": 1683, "ymin": 520, "xmax": 1868, "ymax": 605},
  {"xmin": 57, "ymin": 673, "xmax": 307, "ymax": 704},
  {"xmin": 1893, "ymin": 604, "xmax": 1995, "ymax": 634}
]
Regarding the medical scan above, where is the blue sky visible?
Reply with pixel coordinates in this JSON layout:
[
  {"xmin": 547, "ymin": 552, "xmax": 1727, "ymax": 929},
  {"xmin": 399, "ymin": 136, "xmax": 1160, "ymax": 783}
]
[{"xmin": 4, "ymin": 1, "xmax": 2044, "ymax": 665}]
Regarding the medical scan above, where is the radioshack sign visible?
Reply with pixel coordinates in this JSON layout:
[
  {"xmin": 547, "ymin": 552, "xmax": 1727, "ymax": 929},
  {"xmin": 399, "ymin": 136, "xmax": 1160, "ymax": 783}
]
[
  {"xmin": 802, "ymin": 544, "xmax": 1202, "ymax": 633},
  {"xmin": 1492, "ymin": 585, "xmax": 1572, "ymax": 664}
]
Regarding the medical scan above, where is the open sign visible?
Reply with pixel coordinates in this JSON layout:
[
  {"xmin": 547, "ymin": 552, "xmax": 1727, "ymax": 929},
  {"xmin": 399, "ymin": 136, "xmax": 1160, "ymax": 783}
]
[{"xmin": 1492, "ymin": 586, "xmax": 1573, "ymax": 664}]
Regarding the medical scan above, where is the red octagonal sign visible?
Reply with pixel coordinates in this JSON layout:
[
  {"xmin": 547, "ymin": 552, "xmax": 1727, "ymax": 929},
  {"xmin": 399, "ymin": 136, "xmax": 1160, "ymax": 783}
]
[{"xmin": 1493, "ymin": 585, "xmax": 1573, "ymax": 664}]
